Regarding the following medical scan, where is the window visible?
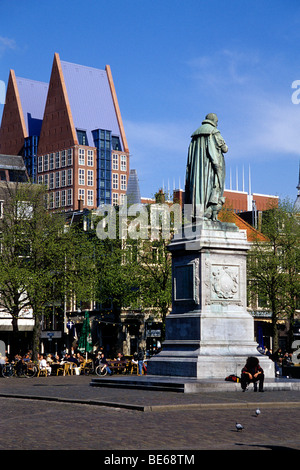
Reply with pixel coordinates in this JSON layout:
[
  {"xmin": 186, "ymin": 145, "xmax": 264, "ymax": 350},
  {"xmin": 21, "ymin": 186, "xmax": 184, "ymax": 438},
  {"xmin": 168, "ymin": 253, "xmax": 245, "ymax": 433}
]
[
  {"xmin": 61, "ymin": 170, "xmax": 66, "ymax": 187},
  {"xmin": 87, "ymin": 150, "xmax": 93, "ymax": 166},
  {"xmin": 49, "ymin": 192, "xmax": 54, "ymax": 209},
  {"xmin": 67, "ymin": 149, "xmax": 72, "ymax": 166},
  {"xmin": 44, "ymin": 154, "xmax": 49, "ymax": 172},
  {"xmin": 55, "ymin": 191, "xmax": 60, "ymax": 208},
  {"xmin": 79, "ymin": 169, "xmax": 85, "ymax": 185},
  {"xmin": 79, "ymin": 188, "xmax": 85, "ymax": 203},
  {"xmin": 44, "ymin": 174, "xmax": 49, "ymax": 189},
  {"xmin": 49, "ymin": 173, "xmax": 54, "ymax": 189},
  {"xmin": 55, "ymin": 152, "xmax": 60, "ymax": 169},
  {"xmin": 17, "ymin": 201, "xmax": 33, "ymax": 219},
  {"xmin": 55, "ymin": 172, "xmax": 60, "ymax": 188},
  {"xmin": 38, "ymin": 156, "xmax": 43, "ymax": 173},
  {"xmin": 121, "ymin": 174, "xmax": 127, "ymax": 190},
  {"xmin": 67, "ymin": 169, "xmax": 72, "ymax": 186},
  {"xmin": 112, "ymin": 193, "xmax": 118, "ymax": 206},
  {"xmin": 77, "ymin": 130, "xmax": 88, "ymax": 145},
  {"xmin": 79, "ymin": 148, "xmax": 85, "ymax": 165},
  {"xmin": 61, "ymin": 190, "xmax": 66, "ymax": 207},
  {"xmin": 87, "ymin": 170, "xmax": 93, "ymax": 186},
  {"xmin": 61, "ymin": 150, "xmax": 66, "ymax": 167},
  {"xmin": 112, "ymin": 136, "xmax": 121, "ymax": 151},
  {"xmin": 120, "ymin": 193, "xmax": 126, "ymax": 205},
  {"xmin": 120, "ymin": 155, "xmax": 126, "ymax": 171},
  {"xmin": 67, "ymin": 189, "xmax": 72, "ymax": 206},
  {"xmin": 113, "ymin": 173, "xmax": 118, "ymax": 189},
  {"xmin": 50, "ymin": 153, "xmax": 54, "ymax": 170},
  {"xmin": 87, "ymin": 190, "xmax": 93, "ymax": 206},
  {"xmin": 112, "ymin": 154, "xmax": 118, "ymax": 170},
  {"xmin": 38, "ymin": 175, "xmax": 43, "ymax": 185}
]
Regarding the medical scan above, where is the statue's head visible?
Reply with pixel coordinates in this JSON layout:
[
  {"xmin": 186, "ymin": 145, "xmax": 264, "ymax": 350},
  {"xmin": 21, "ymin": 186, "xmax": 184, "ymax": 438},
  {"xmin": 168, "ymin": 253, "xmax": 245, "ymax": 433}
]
[{"xmin": 204, "ymin": 113, "xmax": 218, "ymax": 126}]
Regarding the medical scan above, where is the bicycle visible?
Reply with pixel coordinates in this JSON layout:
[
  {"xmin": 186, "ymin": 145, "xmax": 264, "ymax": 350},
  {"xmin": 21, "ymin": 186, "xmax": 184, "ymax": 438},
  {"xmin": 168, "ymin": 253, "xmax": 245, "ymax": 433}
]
[
  {"xmin": 1, "ymin": 363, "xmax": 15, "ymax": 378},
  {"xmin": 23, "ymin": 361, "xmax": 38, "ymax": 378},
  {"xmin": 1, "ymin": 361, "xmax": 37, "ymax": 378},
  {"xmin": 95, "ymin": 364, "xmax": 108, "ymax": 376}
]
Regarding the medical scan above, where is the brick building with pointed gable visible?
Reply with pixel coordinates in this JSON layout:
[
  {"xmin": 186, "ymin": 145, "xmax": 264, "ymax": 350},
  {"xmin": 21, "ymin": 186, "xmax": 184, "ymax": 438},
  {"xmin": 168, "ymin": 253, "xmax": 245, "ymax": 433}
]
[{"xmin": 0, "ymin": 53, "xmax": 130, "ymax": 211}]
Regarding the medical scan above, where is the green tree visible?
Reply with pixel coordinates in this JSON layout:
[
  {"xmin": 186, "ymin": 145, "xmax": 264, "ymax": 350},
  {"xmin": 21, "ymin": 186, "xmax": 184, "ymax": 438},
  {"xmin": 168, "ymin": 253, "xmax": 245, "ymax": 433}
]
[
  {"xmin": 248, "ymin": 199, "xmax": 300, "ymax": 351},
  {"xmin": 91, "ymin": 202, "xmax": 173, "ymax": 339},
  {"xmin": 0, "ymin": 183, "xmax": 97, "ymax": 359},
  {"xmin": 132, "ymin": 237, "xmax": 172, "ymax": 339}
]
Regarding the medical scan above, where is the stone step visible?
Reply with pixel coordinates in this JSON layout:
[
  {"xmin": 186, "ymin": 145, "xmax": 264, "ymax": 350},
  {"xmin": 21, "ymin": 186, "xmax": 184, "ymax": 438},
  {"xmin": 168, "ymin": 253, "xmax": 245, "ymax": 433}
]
[
  {"xmin": 90, "ymin": 377, "xmax": 185, "ymax": 392},
  {"xmin": 90, "ymin": 376, "xmax": 300, "ymax": 393}
]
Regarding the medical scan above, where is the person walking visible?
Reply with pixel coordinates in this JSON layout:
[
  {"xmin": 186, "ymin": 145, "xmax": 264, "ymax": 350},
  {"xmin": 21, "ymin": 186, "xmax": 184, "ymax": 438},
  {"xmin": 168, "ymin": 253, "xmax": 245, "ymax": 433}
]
[{"xmin": 137, "ymin": 348, "xmax": 144, "ymax": 376}]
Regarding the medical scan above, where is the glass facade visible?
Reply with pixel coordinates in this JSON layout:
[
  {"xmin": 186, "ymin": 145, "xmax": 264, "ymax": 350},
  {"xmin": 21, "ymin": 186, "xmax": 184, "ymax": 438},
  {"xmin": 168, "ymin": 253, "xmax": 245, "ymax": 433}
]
[
  {"xmin": 24, "ymin": 135, "xmax": 38, "ymax": 182},
  {"xmin": 92, "ymin": 129, "xmax": 112, "ymax": 205}
]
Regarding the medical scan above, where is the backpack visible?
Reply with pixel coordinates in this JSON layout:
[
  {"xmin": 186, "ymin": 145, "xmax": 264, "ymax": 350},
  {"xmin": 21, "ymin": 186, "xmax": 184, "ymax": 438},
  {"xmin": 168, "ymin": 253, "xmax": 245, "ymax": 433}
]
[{"xmin": 225, "ymin": 374, "xmax": 240, "ymax": 383}]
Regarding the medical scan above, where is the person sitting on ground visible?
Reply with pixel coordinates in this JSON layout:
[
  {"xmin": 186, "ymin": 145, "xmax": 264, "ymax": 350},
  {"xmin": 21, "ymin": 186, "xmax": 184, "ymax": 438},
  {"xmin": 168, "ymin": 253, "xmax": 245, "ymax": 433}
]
[{"xmin": 240, "ymin": 356, "xmax": 264, "ymax": 392}]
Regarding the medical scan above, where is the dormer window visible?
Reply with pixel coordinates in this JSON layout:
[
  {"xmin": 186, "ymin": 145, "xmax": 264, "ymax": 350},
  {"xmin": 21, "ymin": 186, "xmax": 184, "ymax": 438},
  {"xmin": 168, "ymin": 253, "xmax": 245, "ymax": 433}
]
[{"xmin": 77, "ymin": 129, "xmax": 88, "ymax": 146}]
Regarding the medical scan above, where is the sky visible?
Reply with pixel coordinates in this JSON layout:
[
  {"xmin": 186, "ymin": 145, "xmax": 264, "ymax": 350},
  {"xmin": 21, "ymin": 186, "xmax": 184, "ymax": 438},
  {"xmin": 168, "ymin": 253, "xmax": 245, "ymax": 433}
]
[{"xmin": 1, "ymin": 0, "xmax": 300, "ymax": 203}]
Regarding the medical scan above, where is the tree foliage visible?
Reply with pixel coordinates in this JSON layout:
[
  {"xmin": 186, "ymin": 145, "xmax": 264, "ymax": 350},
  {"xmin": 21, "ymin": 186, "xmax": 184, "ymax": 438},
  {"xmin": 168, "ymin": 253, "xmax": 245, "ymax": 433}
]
[
  {"xmin": 247, "ymin": 199, "xmax": 300, "ymax": 350},
  {"xmin": 0, "ymin": 183, "xmax": 97, "ymax": 358}
]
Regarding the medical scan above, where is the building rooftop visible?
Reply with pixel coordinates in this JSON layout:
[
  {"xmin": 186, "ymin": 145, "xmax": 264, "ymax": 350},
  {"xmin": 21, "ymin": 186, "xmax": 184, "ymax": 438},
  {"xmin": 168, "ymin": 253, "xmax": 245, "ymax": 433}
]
[
  {"xmin": 0, "ymin": 154, "xmax": 28, "ymax": 182},
  {"xmin": 15, "ymin": 77, "xmax": 48, "ymax": 137},
  {"xmin": 60, "ymin": 60, "xmax": 123, "ymax": 150}
]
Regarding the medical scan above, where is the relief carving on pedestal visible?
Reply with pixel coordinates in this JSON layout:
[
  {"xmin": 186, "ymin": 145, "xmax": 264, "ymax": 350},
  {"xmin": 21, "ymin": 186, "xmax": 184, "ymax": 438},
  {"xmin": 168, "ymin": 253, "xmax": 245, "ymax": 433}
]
[{"xmin": 207, "ymin": 264, "xmax": 241, "ymax": 305}]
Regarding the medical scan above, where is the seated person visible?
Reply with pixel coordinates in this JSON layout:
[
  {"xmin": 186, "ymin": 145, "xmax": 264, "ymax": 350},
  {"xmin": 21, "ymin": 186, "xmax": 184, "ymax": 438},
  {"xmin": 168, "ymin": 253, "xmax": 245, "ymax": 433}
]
[
  {"xmin": 241, "ymin": 356, "xmax": 264, "ymax": 392},
  {"xmin": 39, "ymin": 355, "xmax": 52, "ymax": 376},
  {"xmin": 99, "ymin": 353, "xmax": 112, "ymax": 375}
]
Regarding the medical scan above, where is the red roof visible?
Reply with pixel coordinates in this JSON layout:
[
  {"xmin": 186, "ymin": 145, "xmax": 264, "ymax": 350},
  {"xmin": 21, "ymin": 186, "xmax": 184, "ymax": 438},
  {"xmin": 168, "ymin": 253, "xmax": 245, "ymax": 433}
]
[{"xmin": 218, "ymin": 211, "xmax": 267, "ymax": 242}]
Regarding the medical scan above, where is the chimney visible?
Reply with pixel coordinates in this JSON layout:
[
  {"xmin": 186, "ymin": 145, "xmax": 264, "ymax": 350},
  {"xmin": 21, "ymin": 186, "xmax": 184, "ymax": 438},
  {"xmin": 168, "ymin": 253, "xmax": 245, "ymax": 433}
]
[{"xmin": 78, "ymin": 198, "xmax": 83, "ymax": 211}]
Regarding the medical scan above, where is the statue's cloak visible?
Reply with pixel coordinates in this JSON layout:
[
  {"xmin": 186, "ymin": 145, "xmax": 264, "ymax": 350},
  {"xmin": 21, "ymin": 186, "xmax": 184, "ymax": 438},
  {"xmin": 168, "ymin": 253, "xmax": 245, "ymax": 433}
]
[{"xmin": 184, "ymin": 120, "xmax": 226, "ymax": 219}]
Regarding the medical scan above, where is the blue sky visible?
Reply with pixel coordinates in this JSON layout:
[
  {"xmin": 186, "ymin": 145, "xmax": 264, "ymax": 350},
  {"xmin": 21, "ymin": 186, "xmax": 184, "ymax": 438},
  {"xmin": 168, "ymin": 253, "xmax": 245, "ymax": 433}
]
[{"xmin": 1, "ymin": 0, "xmax": 300, "ymax": 203}]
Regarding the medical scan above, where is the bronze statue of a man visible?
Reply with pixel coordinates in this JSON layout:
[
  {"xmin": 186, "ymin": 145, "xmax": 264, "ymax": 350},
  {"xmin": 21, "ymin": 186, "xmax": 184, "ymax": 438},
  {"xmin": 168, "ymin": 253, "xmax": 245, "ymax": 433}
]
[{"xmin": 184, "ymin": 113, "xmax": 228, "ymax": 221}]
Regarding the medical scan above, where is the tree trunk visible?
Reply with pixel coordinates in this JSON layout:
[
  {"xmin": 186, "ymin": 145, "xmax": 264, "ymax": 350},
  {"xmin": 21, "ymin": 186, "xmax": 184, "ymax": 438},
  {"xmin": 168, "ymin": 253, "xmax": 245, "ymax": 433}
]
[
  {"xmin": 10, "ymin": 313, "xmax": 19, "ymax": 359},
  {"xmin": 32, "ymin": 313, "xmax": 41, "ymax": 362},
  {"xmin": 271, "ymin": 316, "xmax": 279, "ymax": 352}
]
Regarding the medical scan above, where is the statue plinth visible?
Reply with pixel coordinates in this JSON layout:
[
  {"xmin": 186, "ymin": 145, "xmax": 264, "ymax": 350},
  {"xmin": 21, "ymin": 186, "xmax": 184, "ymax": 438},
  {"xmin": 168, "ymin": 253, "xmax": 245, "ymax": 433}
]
[{"xmin": 147, "ymin": 220, "xmax": 274, "ymax": 379}]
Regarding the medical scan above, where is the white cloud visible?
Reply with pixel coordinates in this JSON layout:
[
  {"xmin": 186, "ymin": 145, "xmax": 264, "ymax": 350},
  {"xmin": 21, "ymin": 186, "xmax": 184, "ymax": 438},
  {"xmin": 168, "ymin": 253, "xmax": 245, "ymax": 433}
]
[
  {"xmin": 187, "ymin": 48, "xmax": 260, "ymax": 89},
  {"xmin": 0, "ymin": 36, "xmax": 17, "ymax": 57},
  {"xmin": 227, "ymin": 94, "xmax": 300, "ymax": 161}
]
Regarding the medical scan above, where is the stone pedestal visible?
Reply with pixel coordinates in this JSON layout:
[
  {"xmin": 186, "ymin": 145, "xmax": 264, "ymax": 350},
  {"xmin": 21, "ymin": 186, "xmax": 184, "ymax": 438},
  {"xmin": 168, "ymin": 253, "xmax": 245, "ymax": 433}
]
[{"xmin": 147, "ymin": 219, "xmax": 274, "ymax": 379}]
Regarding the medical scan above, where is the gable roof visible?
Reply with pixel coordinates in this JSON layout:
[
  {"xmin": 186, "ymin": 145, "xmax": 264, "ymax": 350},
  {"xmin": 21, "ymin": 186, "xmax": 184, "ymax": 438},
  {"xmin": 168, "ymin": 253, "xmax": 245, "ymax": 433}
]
[
  {"xmin": 15, "ymin": 76, "xmax": 48, "ymax": 137},
  {"xmin": 60, "ymin": 59, "xmax": 127, "ymax": 151},
  {"xmin": 1, "ymin": 53, "xmax": 129, "ymax": 157},
  {"xmin": 218, "ymin": 210, "xmax": 267, "ymax": 242}
]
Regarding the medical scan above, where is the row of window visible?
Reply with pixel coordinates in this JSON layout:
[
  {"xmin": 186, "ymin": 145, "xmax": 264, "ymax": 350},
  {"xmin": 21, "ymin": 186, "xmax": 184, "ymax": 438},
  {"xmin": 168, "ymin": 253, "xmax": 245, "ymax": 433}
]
[
  {"xmin": 78, "ymin": 189, "xmax": 94, "ymax": 206},
  {"xmin": 112, "ymin": 154, "xmax": 127, "ymax": 171},
  {"xmin": 38, "ymin": 150, "xmax": 127, "ymax": 176},
  {"xmin": 112, "ymin": 173, "xmax": 127, "ymax": 190},
  {"xmin": 38, "ymin": 170, "xmax": 73, "ymax": 189},
  {"xmin": 38, "ymin": 169, "xmax": 94, "ymax": 189},
  {"xmin": 47, "ymin": 189, "xmax": 94, "ymax": 209},
  {"xmin": 112, "ymin": 193, "xmax": 126, "ymax": 206},
  {"xmin": 78, "ymin": 148, "xmax": 94, "ymax": 166},
  {"xmin": 78, "ymin": 169, "xmax": 94, "ymax": 186},
  {"xmin": 38, "ymin": 149, "xmax": 73, "ymax": 173}
]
